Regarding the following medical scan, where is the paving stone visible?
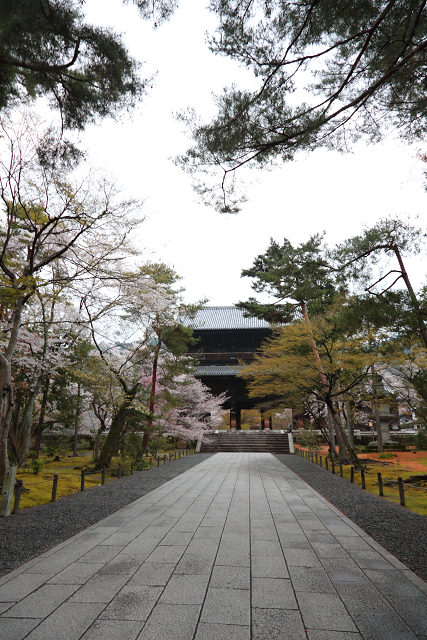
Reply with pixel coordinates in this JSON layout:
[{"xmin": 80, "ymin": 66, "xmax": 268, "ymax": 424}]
[
  {"xmin": 363, "ymin": 570, "xmax": 426, "ymax": 597},
  {"xmin": 288, "ymin": 565, "xmax": 336, "ymax": 594},
  {"xmin": 97, "ymin": 553, "xmax": 147, "ymax": 576},
  {"xmin": 283, "ymin": 548, "xmax": 322, "ymax": 568},
  {"xmin": 79, "ymin": 546, "xmax": 124, "ymax": 564},
  {"xmin": 250, "ymin": 527, "xmax": 280, "ymax": 541},
  {"xmin": 47, "ymin": 562, "xmax": 104, "ymax": 584},
  {"xmin": 159, "ymin": 574, "xmax": 209, "ymax": 605},
  {"xmin": 80, "ymin": 619, "xmax": 144, "ymax": 640},
  {"xmin": 353, "ymin": 610, "xmax": 418, "ymax": 640},
  {"xmin": 0, "ymin": 617, "xmax": 41, "ymax": 640},
  {"xmin": 2, "ymin": 584, "xmax": 79, "ymax": 618},
  {"xmin": 174, "ymin": 554, "xmax": 214, "ymax": 575},
  {"xmin": 252, "ymin": 577, "xmax": 298, "ymax": 609},
  {"xmin": 194, "ymin": 622, "xmax": 250, "ymax": 640},
  {"xmin": 307, "ymin": 631, "xmax": 363, "ymax": 639},
  {"xmin": 252, "ymin": 607, "xmax": 307, "ymax": 640},
  {"xmin": 210, "ymin": 566, "xmax": 250, "ymax": 590},
  {"xmin": 69, "ymin": 574, "xmax": 129, "ymax": 602},
  {"xmin": 158, "ymin": 531, "xmax": 193, "ymax": 546},
  {"xmin": 193, "ymin": 527, "xmax": 223, "ymax": 540},
  {"xmin": 201, "ymin": 587, "xmax": 250, "ymax": 626},
  {"xmin": 25, "ymin": 602, "xmax": 105, "ymax": 640},
  {"xmin": 321, "ymin": 558, "xmax": 370, "ymax": 584},
  {"xmin": 0, "ymin": 573, "xmax": 52, "ymax": 602},
  {"xmin": 297, "ymin": 591, "xmax": 359, "ymax": 632},
  {"xmin": 277, "ymin": 533, "xmax": 311, "ymax": 550},
  {"xmin": 251, "ymin": 555, "xmax": 289, "ymax": 579},
  {"xmin": 137, "ymin": 604, "xmax": 201, "ymax": 640},
  {"xmin": 99, "ymin": 585, "xmax": 162, "ymax": 620},
  {"xmin": 146, "ymin": 546, "xmax": 187, "ymax": 564},
  {"xmin": 384, "ymin": 595, "xmax": 427, "ymax": 635},
  {"xmin": 127, "ymin": 563, "xmax": 175, "ymax": 587},
  {"xmin": 251, "ymin": 539, "xmax": 283, "ymax": 557}
]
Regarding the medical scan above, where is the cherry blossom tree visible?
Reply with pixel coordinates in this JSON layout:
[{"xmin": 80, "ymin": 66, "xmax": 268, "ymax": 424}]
[{"xmin": 0, "ymin": 111, "xmax": 144, "ymax": 479}]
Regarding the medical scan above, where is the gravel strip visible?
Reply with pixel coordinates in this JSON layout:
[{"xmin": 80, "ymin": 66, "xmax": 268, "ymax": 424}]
[
  {"xmin": 275, "ymin": 453, "xmax": 427, "ymax": 583},
  {"xmin": 0, "ymin": 454, "xmax": 213, "ymax": 577}
]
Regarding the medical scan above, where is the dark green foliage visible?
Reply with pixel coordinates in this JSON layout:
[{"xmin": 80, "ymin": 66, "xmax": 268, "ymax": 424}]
[
  {"xmin": 237, "ymin": 234, "xmax": 337, "ymax": 322},
  {"xmin": 122, "ymin": 432, "xmax": 144, "ymax": 461},
  {"xmin": 179, "ymin": 0, "xmax": 427, "ymax": 210},
  {"xmin": 0, "ymin": 0, "xmax": 150, "ymax": 129},
  {"xmin": 416, "ymin": 429, "xmax": 427, "ymax": 450}
]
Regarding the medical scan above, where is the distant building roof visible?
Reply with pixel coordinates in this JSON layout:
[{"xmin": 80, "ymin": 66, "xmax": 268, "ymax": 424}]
[
  {"xmin": 186, "ymin": 306, "xmax": 270, "ymax": 331},
  {"xmin": 195, "ymin": 365, "xmax": 241, "ymax": 377}
]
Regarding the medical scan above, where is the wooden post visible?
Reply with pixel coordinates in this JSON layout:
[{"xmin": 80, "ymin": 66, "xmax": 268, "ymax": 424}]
[
  {"xmin": 350, "ymin": 467, "xmax": 354, "ymax": 483},
  {"xmin": 339, "ymin": 463, "xmax": 343, "ymax": 478},
  {"xmin": 101, "ymin": 467, "xmax": 105, "ymax": 485},
  {"xmin": 325, "ymin": 458, "xmax": 328, "ymax": 471},
  {"xmin": 319, "ymin": 456, "xmax": 322, "ymax": 467},
  {"xmin": 157, "ymin": 457, "xmax": 160, "ymax": 467},
  {"xmin": 51, "ymin": 474, "xmax": 59, "ymax": 502},
  {"xmin": 0, "ymin": 466, "xmax": 17, "ymax": 517},
  {"xmin": 130, "ymin": 462, "xmax": 134, "ymax": 475},
  {"xmin": 13, "ymin": 479, "xmax": 23, "ymax": 514},
  {"xmin": 315, "ymin": 454, "xmax": 318, "ymax": 465},
  {"xmin": 361, "ymin": 469, "xmax": 366, "ymax": 489},
  {"xmin": 331, "ymin": 461, "xmax": 335, "ymax": 475},
  {"xmin": 377, "ymin": 472, "xmax": 383, "ymax": 497},
  {"xmin": 398, "ymin": 477, "xmax": 405, "ymax": 506},
  {"xmin": 117, "ymin": 464, "xmax": 122, "ymax": 479},
  {"xmin": 81, "ymin": 469, "xmax": 86, "ymax": 492}
]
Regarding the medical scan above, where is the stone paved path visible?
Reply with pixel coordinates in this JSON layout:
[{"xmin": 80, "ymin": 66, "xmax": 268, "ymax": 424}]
[{"xmin": 1, "ymin": 453, "xmax": 427, "ymax": 640}]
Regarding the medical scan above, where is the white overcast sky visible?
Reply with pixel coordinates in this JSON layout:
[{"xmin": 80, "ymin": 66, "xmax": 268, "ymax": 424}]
[{"xmin": 80, "ymin": 0, "xmax": 427, "ymax": 306}]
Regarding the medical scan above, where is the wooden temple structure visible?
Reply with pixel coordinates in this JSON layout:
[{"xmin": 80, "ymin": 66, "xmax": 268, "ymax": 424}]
[{"xmin": 186, "ymin": 306, "xmax": 273, "ymax": 430}]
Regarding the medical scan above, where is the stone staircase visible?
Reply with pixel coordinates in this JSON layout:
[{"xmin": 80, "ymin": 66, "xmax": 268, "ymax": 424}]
[{"xmin": 200, "ymin": 430, "xmax": 291, "ymax": 454}]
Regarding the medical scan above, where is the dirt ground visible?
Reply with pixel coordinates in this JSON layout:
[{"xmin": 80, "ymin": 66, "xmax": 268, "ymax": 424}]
[{"xmin": 306, "ymin": 445, "xmax": 427, "ymax": 474}]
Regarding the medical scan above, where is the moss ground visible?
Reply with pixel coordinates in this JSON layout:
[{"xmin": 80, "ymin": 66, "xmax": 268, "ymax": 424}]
[{"xmin": 14, "ymin": 449, "xmax": 192, "ymax": 511}]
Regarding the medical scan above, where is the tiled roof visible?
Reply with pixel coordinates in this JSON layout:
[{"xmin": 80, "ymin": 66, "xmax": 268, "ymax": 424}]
[
  {"xmin": 185, "ymin": 306, "xmax": 270, "ymax": 330},
  {"xmin": 195, "ymin": 365, "xmax": 241, "ymax": 377}
]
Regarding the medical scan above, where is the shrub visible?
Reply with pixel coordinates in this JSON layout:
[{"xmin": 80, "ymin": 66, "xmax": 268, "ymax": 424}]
[
  {"xmin": 44, "ymin": 446, "xmax": 56, "ymax": 457},
  {"xmin": 27, "ymin": 450, "xmax": 37, "ymax": 459},
  {"xmin": 30, "ymin": 459, "xmax": 45, "ymax": 474},
  {"xmin": 416, "ymin": 429, "xmax": 427, "ymax": 451}
]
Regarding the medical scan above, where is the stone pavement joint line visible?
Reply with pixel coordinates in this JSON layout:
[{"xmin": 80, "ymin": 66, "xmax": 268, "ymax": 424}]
[{"xmin": 1, "ymin": 453, "xmax": 427, "ymax": 640}]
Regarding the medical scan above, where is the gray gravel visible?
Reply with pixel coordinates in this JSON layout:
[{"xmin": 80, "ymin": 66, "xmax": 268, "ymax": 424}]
[
  {"xmin": 0, "ymin": 454, "xmax": 213, "ymax": 577},
  {"xmin": 276, "ymin": 453, "xmax": 427, "ymax": 583}
]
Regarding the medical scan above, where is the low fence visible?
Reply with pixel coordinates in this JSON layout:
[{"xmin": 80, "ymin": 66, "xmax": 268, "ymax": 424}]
[
  {"xmin": 295, "ymin": 448, "xmax": 427, "ymax": 508},
  {"xmin": 0, "ymin": 448, "xmax": 196, "ymax": 517}
]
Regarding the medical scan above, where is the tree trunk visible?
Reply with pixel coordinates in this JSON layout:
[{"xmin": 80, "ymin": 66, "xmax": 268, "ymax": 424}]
[
  {"xmin": 0, "ymin": 299, "xmax": 25, "ymax": 480},
  {"xmin": 394, "ymin": 246, "xmax": 427, "ymax": 350},
  {"xmin": 333, "ymin": 402, "xmax": 347, "ymax": 461},
  {"xmin": 371, "ymin": 366, "xmax": 384, "ymax": 453},
  {"xmin": 344, "ymin": 400, "xmax": 355, "ymax": 449},
  {"xmin": 15, "ymin": 380, "xmax": 41, "ymax": 466},
  {"xmin": 73, "ymin": 383, "xmax": 81, "ymax": 457},
  {"xmin": 326, "ymin": 398, "xmax": 360, "ymax": 467},
  {"xmin": 96, "ymin": 402, "xmax": 128, "ymax": 469},
  {"xmin": 35, "ymin": 378, "xmax": 50, "ymax": 457},
  {"xmin": 93, "ymin": 425, "xmax": 105, "ymax": 462}
]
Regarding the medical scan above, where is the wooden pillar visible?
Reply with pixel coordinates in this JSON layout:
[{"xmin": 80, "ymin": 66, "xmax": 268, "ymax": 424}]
[{"xmin": 235, "ymin": 406, "xmax": 241, "ymax": 430}]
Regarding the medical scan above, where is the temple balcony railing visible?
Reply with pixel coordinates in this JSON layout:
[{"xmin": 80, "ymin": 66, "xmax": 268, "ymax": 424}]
[{"xmin": 187, "ymin": 352, "xmax": 259, "ymax": 363}]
